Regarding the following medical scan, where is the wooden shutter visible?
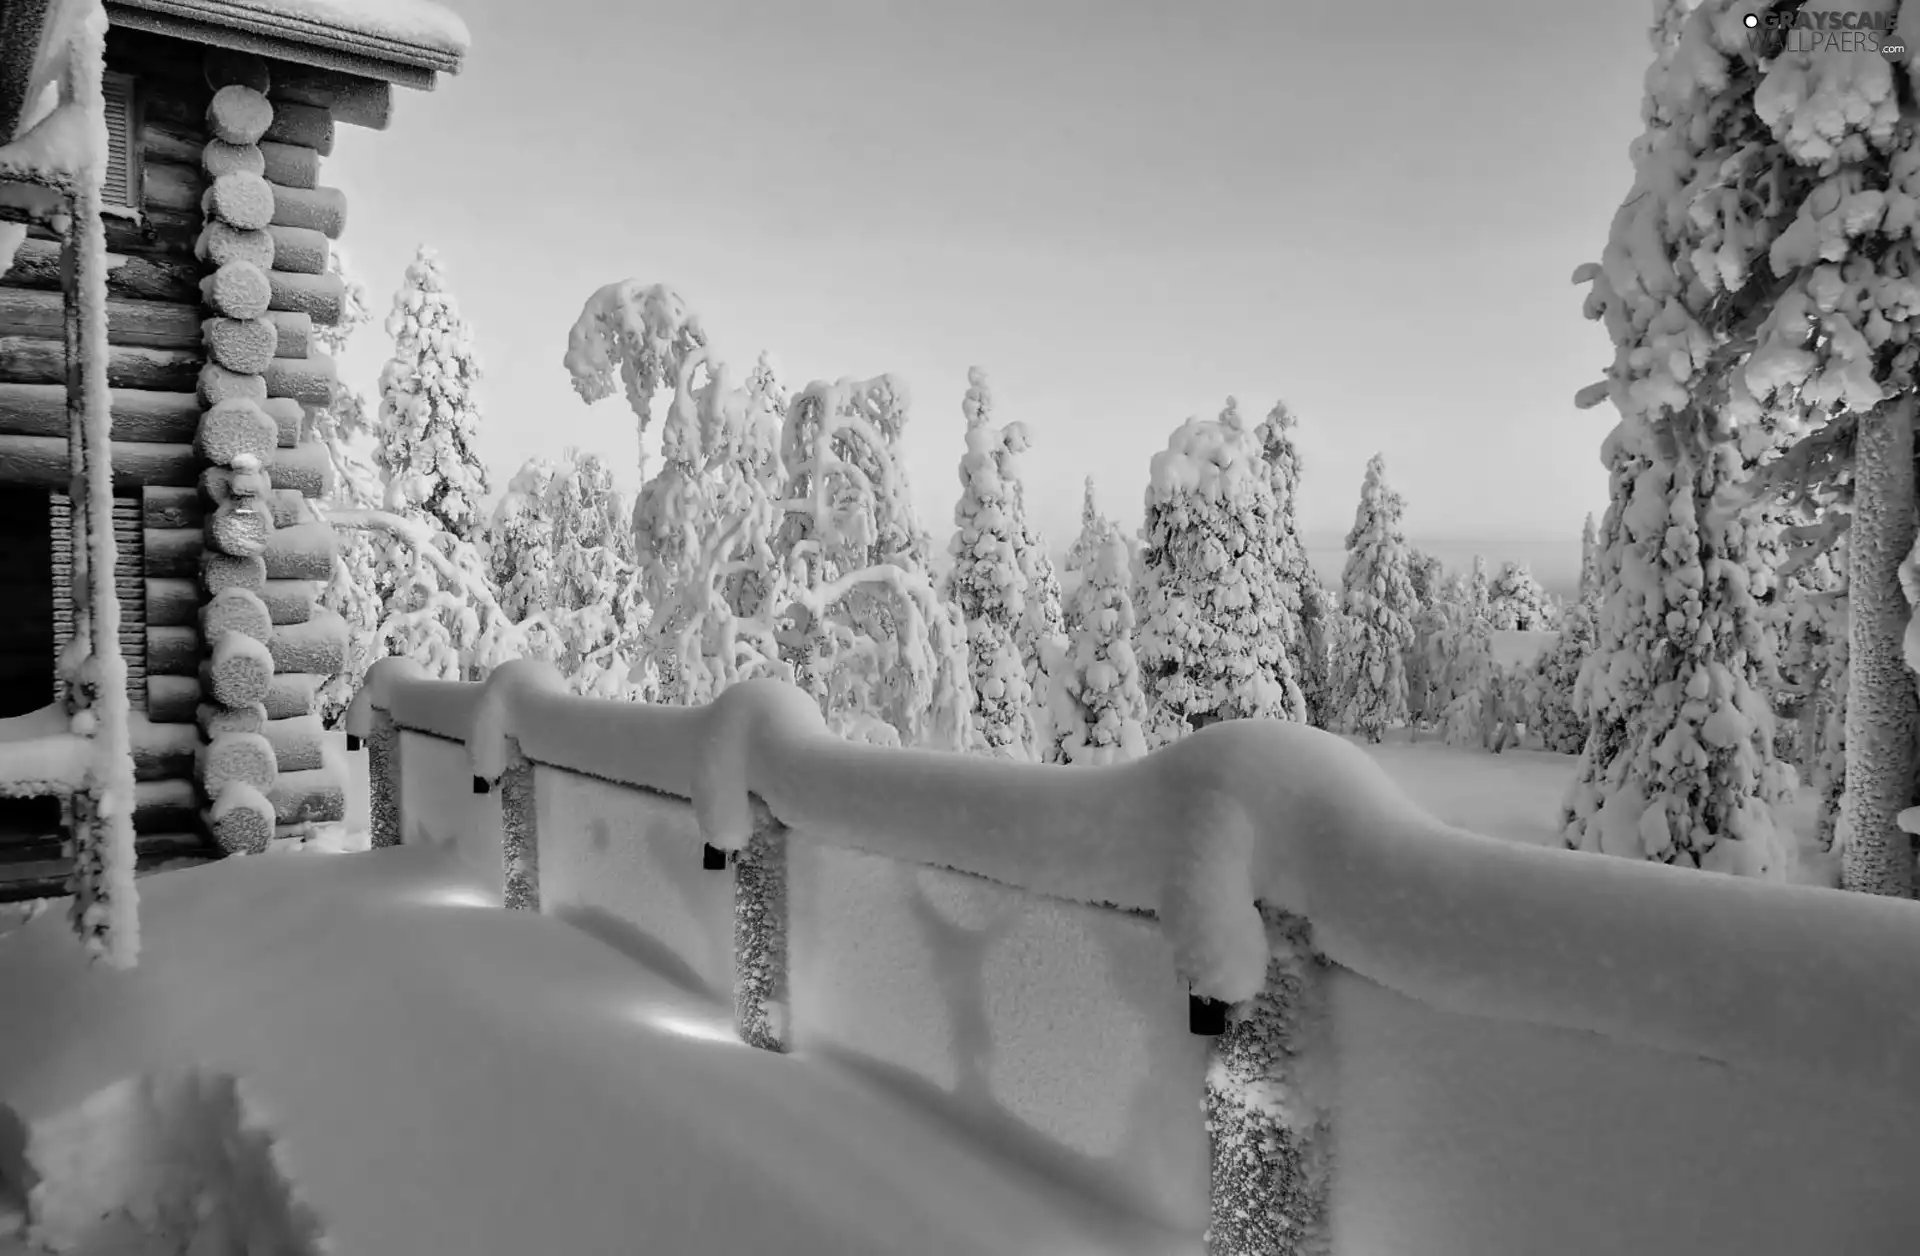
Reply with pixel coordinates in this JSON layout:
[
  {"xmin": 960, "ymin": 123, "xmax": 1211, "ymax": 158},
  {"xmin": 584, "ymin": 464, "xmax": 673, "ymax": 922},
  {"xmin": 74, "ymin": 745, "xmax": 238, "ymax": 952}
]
[
  {"xmin": 101, "ymin": 72, "xmax": 139, "ymax": 210},
  {"xmin": 50, "ymin": 493, "xmax": 147, "ymax": 709}
]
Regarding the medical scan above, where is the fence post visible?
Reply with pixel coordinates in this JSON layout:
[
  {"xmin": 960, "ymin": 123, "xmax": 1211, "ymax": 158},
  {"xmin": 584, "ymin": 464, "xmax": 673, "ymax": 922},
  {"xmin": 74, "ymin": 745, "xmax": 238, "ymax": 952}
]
[
  {"xmin": 500, "ymin": 736, "xmax": 540, "ymax": 912},
  {"xmin": 732, "ymin": 794, "xmax": 790, "ymax": 1052},
  {"xmin": 1204, "ymin": 906, "xmax": 1332, "ymax": 1256},
  {"xmin": 368, "ymin": 707, "xmax": 403, "ymax": 849}
]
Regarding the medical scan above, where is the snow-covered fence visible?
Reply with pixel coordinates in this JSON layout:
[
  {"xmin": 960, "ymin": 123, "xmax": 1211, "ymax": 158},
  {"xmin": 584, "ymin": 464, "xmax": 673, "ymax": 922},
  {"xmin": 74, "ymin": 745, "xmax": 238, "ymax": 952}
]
[{"xmin": 347, "ymin": 661, "xmax": 1920, "ymax": 1256}]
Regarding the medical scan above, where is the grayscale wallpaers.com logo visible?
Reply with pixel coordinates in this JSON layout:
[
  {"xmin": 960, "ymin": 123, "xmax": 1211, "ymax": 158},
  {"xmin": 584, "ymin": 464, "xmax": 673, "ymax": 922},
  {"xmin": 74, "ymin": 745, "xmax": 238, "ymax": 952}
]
[{"xmin": 1743, "ymin": 9, "xmax": 1906, "ymax": 57}]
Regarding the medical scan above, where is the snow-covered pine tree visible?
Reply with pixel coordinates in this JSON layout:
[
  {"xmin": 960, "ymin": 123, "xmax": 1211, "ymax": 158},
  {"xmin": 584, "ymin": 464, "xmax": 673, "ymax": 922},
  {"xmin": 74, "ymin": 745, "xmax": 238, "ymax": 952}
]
[
  {"xmin": 1136, "ymin": 399, "xmax": 1305, "ymax": 746},
  {"xmin": 1578, "ymin": 512, "xmax": 1601, "ymax": 598},
  {"xmin": 1404, "ymin": 548, "xmax": 1448, "ymax": 724},
  {"xmin": 948, "ymin": 368, "xmax": 1034, "ymax": 757},
  {"xmin": 1255, "ymin": 399, "xmax": 1319, "ymax": 719},
  {"xmin": 376, "ymin": 245, "xmax": 490, "ymax": 541},
  {"xmin": 1336, "ymin": 454, "xmax": 1418, "ymax": 742},
  {"xmin": 309, "ymin": 245, "xmax": 385, "ymax": 725},
  {"xmin": 1465, "ymin": 554, "xmax": 1493, "ymax": 624},
  {"xmin": 998, "ymin": 420, "xmax": 1067, "ymax": 738},
  {"xmin": 1065, "ymin": 476, "xmax": 1108, "ymax": 582},
  {"xmin": 1565, "ymin": 0, "xmax": 1825, "ymax": 879},
  {"xmin": 1045, "ymin": 530, "xmax": 1149, "ymax": 765},
  {"xmin": 1488, "ymin": 560, "xmax": 1554, "ymax": 631}
]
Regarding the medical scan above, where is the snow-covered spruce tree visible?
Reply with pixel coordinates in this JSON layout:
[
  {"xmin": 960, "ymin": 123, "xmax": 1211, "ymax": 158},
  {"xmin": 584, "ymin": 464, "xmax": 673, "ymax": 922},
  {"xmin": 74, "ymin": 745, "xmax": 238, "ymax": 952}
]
[
  {"xmin": 1578, "ymin": 511, "xmax": 1601, "ymax": 598},
  {"xmin": 1529, "ymin": 597, "xmax": 1597, "ymax": 754},
  {"xmin": 485, "ymin": 457, "xmax": 558, "ymax": 626},
  {"xmin": 565, "ymin": 283, "xmax": 970, "ymax": 747},
  {"xmin": 1403, "ymin": 549, "xmax": 1448, "ymax": 725},
  {"xmin": 1464, "ymin": 554, "xmax": 1493, "ymax": 624},
  {"xmin": 376, "ymin": 245, "xmax": 490, "ymax": 541},
  {"xmin": 1336, "ymin": 454, "xmax": 1418, "ymax": 742},
  {"xmin": 1255, "ymin": 399, "xmax": 1321, "ymax": 719},
  {"xmin": 1065, "ymin": 476, "xmax": 1108, "ymax": 583},
  {"xmin": 1488, "ymin": 560, "xmax": 1554, "ymax": 631},
  {"xmin": 997, "ymin": 418, "xmax": 1067, "ymax": 744},
  {"xmin": 948, "ymin": 367, "xmax": 1034, "ymax": 757},
  {"xmin": 309, "ymin": 245, "xmax": 385, "ymax": 726},
  {"xmin": 1136, "ymin": 400, "xmax": 1305, "ymax": 746},
  {"xmin": 1564, "ymin": 0, "xmax": 1857, "ymax": 879},
  {"xmin": 1044, "ymin": 531, "xmax": 1149, "ymax": 764}
]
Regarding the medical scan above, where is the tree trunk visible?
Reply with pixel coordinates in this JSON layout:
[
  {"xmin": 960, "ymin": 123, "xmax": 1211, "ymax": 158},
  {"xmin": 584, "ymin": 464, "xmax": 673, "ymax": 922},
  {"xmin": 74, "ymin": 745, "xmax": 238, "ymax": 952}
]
[{"xmin": 1842, "ymin": 395, "xmax": 1918, "ymax": 897}]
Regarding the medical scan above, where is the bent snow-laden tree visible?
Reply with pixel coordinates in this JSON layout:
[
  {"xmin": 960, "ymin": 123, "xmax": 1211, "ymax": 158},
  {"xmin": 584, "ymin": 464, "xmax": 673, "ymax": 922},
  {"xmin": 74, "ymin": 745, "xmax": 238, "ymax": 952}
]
[
  {"xmin": 1488, "ymin": 560, "xmax": 1554, "ymax": 630},
  {"xmin": 1137, "ymin": 399, "xmax": 1305, "ymax": 746},
  {"xmin": 564, "ymin": 281, "xmax": 971, "ymax": 748},
  {"xmin": 1565, "ymin": 0, "xmax": 1845, "ymax": 880},
  {"xmin": 1337, "ymin": 454, "xmax": 1419, "ymax": 742}
]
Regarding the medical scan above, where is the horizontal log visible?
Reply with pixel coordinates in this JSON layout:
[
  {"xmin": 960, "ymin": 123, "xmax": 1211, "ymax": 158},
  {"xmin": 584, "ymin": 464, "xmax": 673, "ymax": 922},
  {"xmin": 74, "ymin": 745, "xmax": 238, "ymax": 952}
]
[
  {"xmin": 0, "ymin": 290, "xmax": 309, "ymax": 358},
  {"xmin": 145, "ymin": 577, "xmax": 200, "ymax": 627},
  {"xmin": 144, "ymin": 674, "xmax": 199, "ymax": 723},
  {"xmin": 259, "ymin": 141, "xmax": 319, "ymax": 190},
  {"xmin": 0, "ymin": 336, "xmax": 200, "ymax": 391},
  {"xmin": 267, "ymin": 269, "xmax": 343, "ymax": 325},
  {"xmin": 263, "ymin": 714, "xmax": 326, "ymax": 773},
  {"xmin": 134, "ymin": 778, "xmax": 200, "ymax": 832},
  {"xmin": 31, "ymin": 206, "xmax": 201, "ymax": 260},
  {"xmin": 142, "ymin": 159, "xmax": 205, "ymax": 214},
  {"xmin": 143, "ymin": 485, "xmax": 202, "ymax": 529},
  {"xmin": 0, "ymin": 383, "xmax": 196, "ymax": 444},
  {"xmin": 266, "ymin": 224, "xmax": 327, "ymax": 275},
  {"xmin": 144, "ymin": 526, "xmax": 202, "ymax": 579},
  {"xmin": 263, "ymin": 354, "xmax": 335, "ymax": 404},
  {"xmin": 264, "ymin": 672, "xmax": 321, "ymax": 720},
  {"xmin": 0, "ymin": 435, "xmax": 199, "ymax": 488},
  {"xmin": 146, "ymin": 624, "xmax": 201, "ymax": 676},
  {"xmin": 270, "ymin": 767, "xmax": 343, "ymax": 825},
  {"xmin": 145, "ymin": 576, "xmax": 315, "ymax": 626},
  {"xmin": 139, "ymin": 117, "xmax": 203, "ymax": 167},
  {"xmin": 262, "ymin": 102, "xmax": 333, "ymax": 155},
  {"xmin": 263, "ymin": 522, "xmax": 335, "ymax": 581},
  {"xmin": 267, "ymin": 440, "xmax": 332, "ymax": 498},
  {"xmin": 129, "ymin": 715, "xmax": 201, "ymax": 784},
  {"xmin": 269, "ymin": 184, "xmax": 345, "ymax": 239},
  {"xmin": 0, "ymin": 237, "xmax": 202, "ymax": 304}
]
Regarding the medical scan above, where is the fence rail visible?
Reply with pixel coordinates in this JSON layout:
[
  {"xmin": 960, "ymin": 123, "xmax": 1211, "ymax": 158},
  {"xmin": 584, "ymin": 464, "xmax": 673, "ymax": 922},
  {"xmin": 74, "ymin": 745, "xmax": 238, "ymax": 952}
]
[{"xmin": 346, "ymin": 655, "xmax": 1920, "ymax": 1255}]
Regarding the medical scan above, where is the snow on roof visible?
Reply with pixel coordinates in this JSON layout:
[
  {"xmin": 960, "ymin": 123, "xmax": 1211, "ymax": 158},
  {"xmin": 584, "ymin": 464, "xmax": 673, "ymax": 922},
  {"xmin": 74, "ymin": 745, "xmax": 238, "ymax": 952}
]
[{"xmin": 107, "ymin": 0, "xmax": 468, "ymax": 77}]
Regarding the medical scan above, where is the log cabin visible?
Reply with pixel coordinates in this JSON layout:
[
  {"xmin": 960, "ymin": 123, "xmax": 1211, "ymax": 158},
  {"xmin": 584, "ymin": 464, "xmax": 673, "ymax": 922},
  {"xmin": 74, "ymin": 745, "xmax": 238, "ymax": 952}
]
[{"xmin": 0, "ymin": 0, "xmax": 466, "ymax": 902}]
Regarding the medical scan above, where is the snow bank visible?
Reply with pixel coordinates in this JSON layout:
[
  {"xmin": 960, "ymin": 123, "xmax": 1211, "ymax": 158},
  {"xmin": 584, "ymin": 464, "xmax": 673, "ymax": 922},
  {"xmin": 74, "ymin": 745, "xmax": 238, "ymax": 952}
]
[
  {"xmin": 395, "ymin": 730, "xmax": 501, "ymax": 897},
  {"xmin": 787, "ymin": 843, "xmax": 1211, "ymax": 1231},
  {"xmin": 0, "ymin": 1069, "xmax": 326, "ymax": 1255},
  {"xmin": 535, "ymin": 767, "xmax": 735, "ymax": 999},
  {"xmin": 369, "ymin": 673, "xmax": 1920, "ymax": 1098},
  {"xmin": 0, "ymin": 846, "xmax": 1188, "ymax": 1255},
  {"xmin": 1329, "ymin": 971, "xmax": 1920, "ymax": 1256}
]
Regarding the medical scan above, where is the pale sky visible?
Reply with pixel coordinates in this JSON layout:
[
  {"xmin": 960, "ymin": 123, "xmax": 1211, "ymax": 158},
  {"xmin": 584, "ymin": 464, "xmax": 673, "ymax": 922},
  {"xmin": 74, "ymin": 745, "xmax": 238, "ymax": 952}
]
[{"xmin": 331, "ymin": 0, "xmax": 1651, "ymax": 594}]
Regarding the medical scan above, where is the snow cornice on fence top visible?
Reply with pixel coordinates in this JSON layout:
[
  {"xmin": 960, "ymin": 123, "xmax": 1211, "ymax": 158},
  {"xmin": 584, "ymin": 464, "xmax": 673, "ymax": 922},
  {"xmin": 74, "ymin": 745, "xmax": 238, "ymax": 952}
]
[{"xmin": 354, "ymin": 663, "xmax": 1920, "ymax": 1100}]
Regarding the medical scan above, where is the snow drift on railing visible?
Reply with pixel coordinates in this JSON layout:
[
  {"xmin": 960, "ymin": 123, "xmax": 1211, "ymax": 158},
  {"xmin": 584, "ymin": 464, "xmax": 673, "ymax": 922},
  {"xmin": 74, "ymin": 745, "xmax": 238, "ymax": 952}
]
[{"xmin": 357, "ymin": 668, "xmax": 1920, "ymax": 1098}]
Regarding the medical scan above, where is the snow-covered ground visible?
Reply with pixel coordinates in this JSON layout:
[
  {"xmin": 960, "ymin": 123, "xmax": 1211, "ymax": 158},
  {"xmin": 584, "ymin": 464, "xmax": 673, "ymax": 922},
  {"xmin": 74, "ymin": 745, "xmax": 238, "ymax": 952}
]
[
  {"xmin": 0, "ymin": 735, "xmax": 1862, "ymax": 1253},
  {"xmin": 0, "ymin": 844, "xmax": 1192, "ymax": 1256}
]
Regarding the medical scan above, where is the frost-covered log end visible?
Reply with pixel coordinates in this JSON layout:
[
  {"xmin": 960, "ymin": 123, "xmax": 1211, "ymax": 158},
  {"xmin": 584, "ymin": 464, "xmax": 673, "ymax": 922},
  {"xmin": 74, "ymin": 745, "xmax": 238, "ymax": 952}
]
[
  {"xmin": 201, "ymin": 587, "xmax": 273, "ymax": 647},
  {"xmin": 196, "ymin": 399, "xmax": 277, "ymax": 468},
  {"xmin": 209, "ymin": 781, "xmax": 276, "ymax": 855},
  {"xmin": 200, "ymin": 730, "xmax": 278, "ymax": 798},
  {"xmin": 207, "ymin": 85, "xmax": 274, "ymax": 146},
  {"xmin": 206, "ymin": 632, "xmax": 274, "ymax": 708}
]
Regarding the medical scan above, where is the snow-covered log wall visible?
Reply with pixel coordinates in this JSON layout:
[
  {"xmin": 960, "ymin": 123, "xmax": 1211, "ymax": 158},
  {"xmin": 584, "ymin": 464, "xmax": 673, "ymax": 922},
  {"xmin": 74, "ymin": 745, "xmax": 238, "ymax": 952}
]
[{"xmin": 353, "ymin": 661, "xmax": 1920, "ymax": 1256}]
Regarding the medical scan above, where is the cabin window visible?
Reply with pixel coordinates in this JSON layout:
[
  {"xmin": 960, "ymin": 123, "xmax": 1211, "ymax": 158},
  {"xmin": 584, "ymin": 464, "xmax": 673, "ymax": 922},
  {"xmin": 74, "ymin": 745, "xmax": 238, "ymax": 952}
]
[{"xmin": 101, "ymin": 71, "xmax": 140, "ymax": 211}]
